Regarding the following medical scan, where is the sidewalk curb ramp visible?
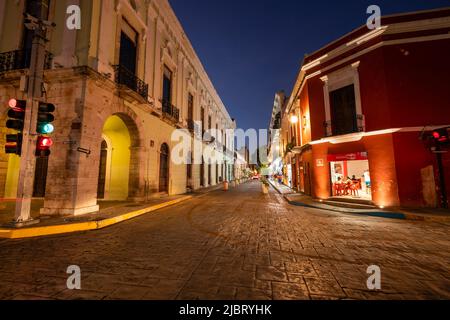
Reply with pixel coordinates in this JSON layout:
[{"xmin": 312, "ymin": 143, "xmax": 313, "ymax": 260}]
[
  {"xmin": 0, "ymin": 195, "xmax": 193, "ymax": 240},
  {"xmin": 269, "ymin": 180, "xmax": 450, "ymax": 222},
  {"xmin": 283, "ymin": 195, "xmax": 407, "ymax": 220}
]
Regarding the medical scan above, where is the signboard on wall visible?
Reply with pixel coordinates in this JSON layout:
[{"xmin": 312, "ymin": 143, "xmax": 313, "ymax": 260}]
[
  {"xmin": 316, "ymin": 159, "xmax": 324, "ymax": 167},
  {"xmin": 327, "ymin": 152, "xmax": 368, "ymax": 162}
]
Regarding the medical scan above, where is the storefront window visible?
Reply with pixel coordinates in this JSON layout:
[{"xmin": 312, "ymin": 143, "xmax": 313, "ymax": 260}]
[{"xmin": 329, "ymin": 152, "xmax": 372, "ymax": 200}]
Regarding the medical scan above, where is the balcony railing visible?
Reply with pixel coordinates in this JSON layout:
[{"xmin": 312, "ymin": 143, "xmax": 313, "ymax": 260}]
[
  {"xmin": 113, "ymin": 65, "xmax": 148, "ymax": 99},
  {"xmin": 324, "ymin": 114, "xmax": 365, "ymax": 137},
  {"xmin": 0, "ymin": 49, "xmax": 53, "ymax": 73},
  {"xmin": 162, "ymin": 99, "xmax": 180, "ymax": 122}
]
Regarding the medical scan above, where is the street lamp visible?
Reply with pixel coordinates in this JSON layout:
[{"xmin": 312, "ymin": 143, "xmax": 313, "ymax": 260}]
[{"xmin": 290, "ymin": 115, "xmax": 298, "ymax": 124}]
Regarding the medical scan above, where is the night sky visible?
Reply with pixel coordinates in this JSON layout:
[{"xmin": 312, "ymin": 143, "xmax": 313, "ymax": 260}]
[{"xmin": 169, "ymin": 0, "xmax": 449, "ymax": 132}]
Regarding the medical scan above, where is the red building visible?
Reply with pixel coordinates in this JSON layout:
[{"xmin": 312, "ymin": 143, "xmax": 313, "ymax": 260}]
[{"xmin": 284, "ymin": 7, "xmax": 450, "ymax": 209}]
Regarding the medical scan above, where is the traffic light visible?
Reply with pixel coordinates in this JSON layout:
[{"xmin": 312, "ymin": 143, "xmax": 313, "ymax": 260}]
[
  {"xmin": 5, "ymin": 99, "xmax": 26, "ymax": 155},
  {"xmin": 37, "ymin": 102, "xmax": 55, "ymax": 134},
  {"xmin": 35, "ymin": 136, "xmax": 53, "ymax": 157},
  {"xmin": 35, "ymin": 102, "xmax": 55, "ymax": 157},
  {"xmin": 432, "ymin": 128, "xmax": 450, "ymax": 146},
  {"xmin": 5, "ymin": 134, "xmax": 23, "ymax": 155},
  {"xmin": 6, "ymin": 99, "xmax": 26, "ymax": 131}
]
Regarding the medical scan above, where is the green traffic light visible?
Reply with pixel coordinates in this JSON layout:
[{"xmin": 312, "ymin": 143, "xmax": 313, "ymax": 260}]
[{"xmin": 37, "ymin": 123, "xmax": 54, "ymax": 134}]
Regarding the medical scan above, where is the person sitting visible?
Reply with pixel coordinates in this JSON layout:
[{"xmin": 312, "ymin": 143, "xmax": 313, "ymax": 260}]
[{"xmin": 334, "ymin": 177, "xmax": 343, "ymax": 196}]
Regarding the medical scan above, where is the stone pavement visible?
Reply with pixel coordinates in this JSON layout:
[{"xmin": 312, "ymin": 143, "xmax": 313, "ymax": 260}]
[{"xmin": 0, "ymin": 181, "xmax": 449, "ymax": 300}]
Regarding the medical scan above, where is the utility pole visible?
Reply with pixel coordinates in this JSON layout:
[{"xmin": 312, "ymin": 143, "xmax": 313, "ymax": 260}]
[
  {"xmin": 13, "ymin": 14, "xmax": 54, "ymax": 226},
  {"xmin": 435, "ymin": 146, "xmax": 448, "ymax": 209}
]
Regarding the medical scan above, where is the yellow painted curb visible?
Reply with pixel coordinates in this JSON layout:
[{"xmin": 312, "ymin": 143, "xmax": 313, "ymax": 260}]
[{"xmin": 0, "ymin": 195, "xmax": 193, "ymax": 240}]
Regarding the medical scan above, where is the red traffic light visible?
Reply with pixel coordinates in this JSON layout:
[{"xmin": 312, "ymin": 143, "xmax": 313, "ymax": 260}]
[
  {"xmin": 8, "ymin": 99, "xmax": 17, "ymax": 108},
  {"xmin": 37, "ymin": 136, "xmax": 53, "ymax": 149},
  {"xmin": 433, "ymin": 131, "xmax": 449, "ymax": 142},
  {"xmin": 8, "ymin": 99, "xmax": 26, "ymax": 111},
  {"xmin": 36, "ymin": 136, "xmax": 53, "ymax": 157}
]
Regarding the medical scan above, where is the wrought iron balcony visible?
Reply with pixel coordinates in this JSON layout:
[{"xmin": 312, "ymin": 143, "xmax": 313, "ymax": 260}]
[
  {"xmin": 162, "ymin": 99, "xmax": 180, "ymax": 122},
  {"xmin": 113, "ymin": 65, "xmax": 148, "ymax": 100},
  {"xmin": 324, "ymin": 114, "xmax": 365, "ymax": 137},
  {"xmin": 0, "ymin": 49, "xmax": 53, "ymax": 73}
]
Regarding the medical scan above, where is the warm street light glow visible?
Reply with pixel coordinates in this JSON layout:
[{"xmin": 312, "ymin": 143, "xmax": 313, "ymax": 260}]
[{"xmin": 290, "ymin": 115, "xmax": 298, "ymax": 124}]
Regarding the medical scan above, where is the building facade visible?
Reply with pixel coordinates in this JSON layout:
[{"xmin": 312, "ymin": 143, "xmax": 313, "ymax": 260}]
[
  {"xmin": 0, "ymin": 0, "xmax": 235, "ymax": 217},
  {"xmin": 267, "ymin": 91, "xmax": 284, "ymax": 177},
  {"xmin": 281, "ymin": 8, "xmax": 450, "ymax": 208}
]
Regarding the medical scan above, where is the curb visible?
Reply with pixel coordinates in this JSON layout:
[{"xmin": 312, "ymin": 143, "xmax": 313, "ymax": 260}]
[
  {"xmin": 0, "ymin": 195, "xmax": 193, "ymax": 240},
  {"xmin": 269, "ymin": 180, "xmax": 436, "ymax": 221},
  {"xmin": 284, "ymin": 195, "xmax": 406, "ymax": 220}
]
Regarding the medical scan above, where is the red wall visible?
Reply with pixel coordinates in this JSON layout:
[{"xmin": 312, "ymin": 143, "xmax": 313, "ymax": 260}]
[
  {"xmin": 307, "ymin": 78, "xmax": 326, "ymax": 141},
  {"xmin": 392, "ymin": 131, "xmax": 450, "ymax": 207},
  {"xmin": 303, "ymin": 34, "xmax": 450, "ymax": 208},
  {"xmin": 307, "ymin": 38, "xmax": 450, "ymax": 135},
  {"xmin": 383, "ymin": 39, "xmax": 450, "ymax": 128},
  {"xmin": 358, "ymin": 48, "xmax": 393, "ymax": 131}
]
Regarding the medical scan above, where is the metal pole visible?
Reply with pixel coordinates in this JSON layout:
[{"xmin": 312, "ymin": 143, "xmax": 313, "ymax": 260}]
[
  {"xmin": 14, "ymin": 23, "xmax": 46, "ymax": 225},
  {"xmin": 436, "ymin": 149, "xmax": 448, "ymax": 209}
]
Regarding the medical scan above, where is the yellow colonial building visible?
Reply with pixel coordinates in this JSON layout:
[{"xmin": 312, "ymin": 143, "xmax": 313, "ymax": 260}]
[{"xmin": 0, "ymin": 0, "xmax": 236, "ymax": 216}]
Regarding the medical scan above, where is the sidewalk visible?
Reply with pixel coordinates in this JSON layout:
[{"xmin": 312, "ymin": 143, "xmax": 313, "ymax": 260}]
[
  {"xmin": 0, "ymin": 180, "xmax": 243, "ymax": 240},
  {"xmin": 269, "ymin": 179, "xmax": 450, "ymax": 223}
]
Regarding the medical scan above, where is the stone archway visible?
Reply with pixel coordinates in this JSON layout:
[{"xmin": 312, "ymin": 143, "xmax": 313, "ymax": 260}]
[{"xmin": 97, "ymin": 112, "xmax": 142, "ymax": 201}]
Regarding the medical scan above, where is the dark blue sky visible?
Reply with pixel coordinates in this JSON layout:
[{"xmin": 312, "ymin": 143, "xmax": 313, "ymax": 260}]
[{"xmin": 169, "ymin": 0, "xmax": 449, "ymax": 131}]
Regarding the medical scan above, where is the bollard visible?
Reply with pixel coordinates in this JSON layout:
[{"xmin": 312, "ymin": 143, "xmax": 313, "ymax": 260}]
[{"xmin": 223, "ymin": 181, "xmax": 229, "ymax": 191}]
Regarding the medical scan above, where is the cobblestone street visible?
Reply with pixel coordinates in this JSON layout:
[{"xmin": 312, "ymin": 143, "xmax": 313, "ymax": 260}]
[{"xmin": 0, "ymin": 181, "xmax": 449, "ymax": 300}]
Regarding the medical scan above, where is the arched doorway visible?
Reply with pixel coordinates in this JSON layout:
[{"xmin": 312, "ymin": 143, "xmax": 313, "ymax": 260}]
[
  {"xmin": 159, "ymin": 143, "xmax": 169, "ymax": 192},
  {"xmin": 97, "ymin": 114, "xmax": 138, "ymax": 201}
]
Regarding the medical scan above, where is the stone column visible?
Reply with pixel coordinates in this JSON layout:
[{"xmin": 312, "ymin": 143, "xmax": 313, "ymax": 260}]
[
  {"xmin": 364, "ymin": 134, "xmax": 400, "ymax": 207},
  {"xmin": 311, "ymin": 143, "xmax": 330, "ymax": 200},
  {"xmin": 128, "ymin": 145, "xmax": 147, "ymax": 201},
  {"xmin": 41, "ymin": 71, "xmax": 100, "ymax": 216}
]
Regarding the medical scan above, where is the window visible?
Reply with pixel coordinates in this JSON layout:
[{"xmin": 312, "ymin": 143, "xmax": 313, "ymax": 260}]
[
  {"xmin": 329, "ymin": 84, "xmax": 357, "ymax": 136},
  {"xmin": 201, "ymin": 107, "xmax": 205, "ymax": 137},
  {"xmin": 321, "ymin": 62, "xmax": 363, "ymax": 137},
  {"xmin": 187, "ymin": 93, "xmax": 194, "ymax": 132},
  {"xmin": 188, "ymin": 93, "xmax": 194, "ymax": 121},
  {"xmin": 163, "ymin": 65, "xmax": 172, "ymax": 103}
]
